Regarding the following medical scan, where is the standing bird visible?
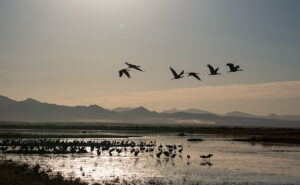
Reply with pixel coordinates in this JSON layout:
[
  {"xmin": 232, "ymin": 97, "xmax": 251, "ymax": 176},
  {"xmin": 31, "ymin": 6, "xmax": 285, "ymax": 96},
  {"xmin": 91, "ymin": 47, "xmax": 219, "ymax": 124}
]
[
  {"xmin": 156, "ymin": 150, "xmax": 162, "ymax": 158},
  {"xmin": 170, "ymin": 67, "xmax": 184, "ymax": 80},
  {"xmin": 226, "ymin": 63, "xmax": 243, "ymax": 72},
  {"xmin": 125, "ymin": 62, "xmax": 144, "ymax": 72},
  {"xmin": 207, "ymin": 64, "xmax": 221, "ymax": 75},
  {"xmin": 186, "ymin": 72, "xmax": 201, "ymax": 81},
  {"xmin": 207, "ymin": 153, "xmax": 213, "ymax": 160},
  {"xmin": 200, "ymin": 153, "xmax": 213, "ymax": 162},
  {"xmin": 171, "ymin": 153, "xmax": 176, "ymax": 159},
  {"xmin": 119, "ymin": 69, "xmax": 131, "ymax": 78}
]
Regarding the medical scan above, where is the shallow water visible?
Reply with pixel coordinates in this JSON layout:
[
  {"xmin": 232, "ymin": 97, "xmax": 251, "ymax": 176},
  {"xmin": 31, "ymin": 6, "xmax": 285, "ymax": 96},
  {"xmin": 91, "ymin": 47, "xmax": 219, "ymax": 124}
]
[{"xmin": 1, "ymin": 131, "xmax": 300, "ymax": 185}]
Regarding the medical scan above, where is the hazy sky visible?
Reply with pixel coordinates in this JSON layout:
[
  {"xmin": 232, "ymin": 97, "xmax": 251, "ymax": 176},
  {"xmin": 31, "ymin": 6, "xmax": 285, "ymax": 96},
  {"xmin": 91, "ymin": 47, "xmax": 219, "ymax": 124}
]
[{"xmin": 0, "ymin": 0, "xmax": 300, "ymax": 115}]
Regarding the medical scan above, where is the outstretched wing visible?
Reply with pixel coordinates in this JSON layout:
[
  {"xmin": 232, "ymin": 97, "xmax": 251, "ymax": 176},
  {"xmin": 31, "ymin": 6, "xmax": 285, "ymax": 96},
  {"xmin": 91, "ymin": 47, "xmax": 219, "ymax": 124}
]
[
  {"xmin": 226, "ymin": 63, "xmax": 235, "ymax": 71},
  {"xmin": 119, "ymin": 70, "xmax": 123, "ymax": 77},
  {"xmin": 125, "ymin": 62, "xmax": 133, "ymax": 67},
  {"xmin": 170, "ymin": 67, "xmax": 178, "ymax": 77},
  {"xmin": 123, "ymin": 70, "xmax": 131, "ymax": 78},
  {"xmin": 179, "ymin": 70, "xmax": 184, "ymax": 77},
  {"xmin": 215, "ymin": 67, "xmax": 219, "ymax": 73},
  {"xmin": 207, "ymin": 64, "xmax": 215, "ymax": 74},
  {"xmin": 226, "ymin": 63, "xmax": 234, "ymax": 67},
  {"xmin": 126, "ymin": 62, "xmax": 141, "ymax": 68},
  {"xmin": 191, "ymin": 73, "xmax": 201, "ymax": 80},
  {"xmin": 134, "ymin": 66, "xmax": 144, "ymax": 72}
]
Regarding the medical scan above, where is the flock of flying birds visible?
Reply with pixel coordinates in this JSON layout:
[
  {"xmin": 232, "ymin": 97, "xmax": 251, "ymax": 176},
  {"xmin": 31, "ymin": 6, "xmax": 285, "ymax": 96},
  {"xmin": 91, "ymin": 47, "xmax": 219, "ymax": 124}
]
[{"xmin": 119, "ymin": 62, "xmax": 243, "ymax": 80}]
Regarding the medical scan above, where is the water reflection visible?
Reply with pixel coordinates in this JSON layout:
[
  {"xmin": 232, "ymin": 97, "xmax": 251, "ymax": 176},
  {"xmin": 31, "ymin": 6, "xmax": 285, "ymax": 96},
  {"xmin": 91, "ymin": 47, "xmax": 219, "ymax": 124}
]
[
  {"xmin": 0, "ymin": 134, "xmax": 300, "ymax": 185},
  {"xmin": 200, "ymin": 161, "xmax": 213, "ymax": 167}
]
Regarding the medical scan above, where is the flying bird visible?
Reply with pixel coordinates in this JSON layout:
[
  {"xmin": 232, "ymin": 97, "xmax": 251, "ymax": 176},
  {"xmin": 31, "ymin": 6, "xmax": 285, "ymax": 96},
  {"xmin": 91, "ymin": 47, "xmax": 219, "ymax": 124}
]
[
  {"xmin": 226, "ymin": 63, "xmax": 243, "ymax": 72},
  {"xmin": 207, "ymin": 64, "xmax": 221, "ymax": 75},
  {"xmin": 170, "ymin": 67, "xmax": 184, "ymax": 80},
  {"xmin": 186, "ymin": 72, "xmax": 201, "ymax": 81},
  {"xmin": 125, "ymin": 62, "xmax": 144, "ymax": 72},
  {"xmin": 119, "ymin": 68, "xmax": 131, "ymax": 78}
]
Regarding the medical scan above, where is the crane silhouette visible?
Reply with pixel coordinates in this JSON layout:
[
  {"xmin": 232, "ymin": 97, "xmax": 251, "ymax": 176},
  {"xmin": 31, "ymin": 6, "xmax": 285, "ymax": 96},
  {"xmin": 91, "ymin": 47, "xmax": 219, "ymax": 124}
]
[
  {"xmin": 125, "ymin": 62, "xmax": 144, "ymax": 72},
  {"xmin": 226, "ymin": 63, "xmax": 243, "ymax": 72},
  {"xmin": 170, "ymin": 67, "xmax": 184, "ymax": 80},
  {"xmin": 200, "ymin": 153, "xmax": 213, "ymax": 162},
  {"xmin": 119, "ymin": 68, "xmax": 131, "ymax": 79},
  {"xmin": 207, "ymin": 64, "xmax": 221, "ymax": 75},
  {"xmin": 187, "ymin": 154, "xmax": 190, "ymax": 160},
  {"xmin": 186, "ymin": 72, "xmax": 201, "ymax": 81}
]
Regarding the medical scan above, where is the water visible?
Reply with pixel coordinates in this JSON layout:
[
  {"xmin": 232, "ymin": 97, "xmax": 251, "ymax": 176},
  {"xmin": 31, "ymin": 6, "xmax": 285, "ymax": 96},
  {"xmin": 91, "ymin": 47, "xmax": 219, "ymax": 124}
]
[{"xmin": 1, "ymin": 130, "xmax": 300, "ymax": 185}]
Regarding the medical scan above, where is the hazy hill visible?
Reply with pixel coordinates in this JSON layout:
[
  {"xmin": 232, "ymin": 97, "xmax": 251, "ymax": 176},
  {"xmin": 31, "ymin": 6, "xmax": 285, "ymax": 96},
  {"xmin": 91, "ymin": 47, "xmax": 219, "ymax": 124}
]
[
  {"xmin": 0, "ymin": 95, "xmax": 299, "ymax": 127},
  {"xmin": 162, "ymin": 108, "xmax": 211, "ymax": 114},
  {"xmin": 225, "ymin": 111, "xmax": 258, "ymax": 118},
  {"xmin": 112, "ymin": 107, "xmax": 133, "ymax": 112},
  {"xmin": 162, "ymin": 108, "xmax": 180, "ymax": 114},
  {"xmin": 184, "ymin": 108, "xmax": 212, "ymax": 115},
  {"xmin": 0, "ymin": 95, "xmax": 17, "ymax": 109},
  {"xmin": 225, "ymin": 111, "xmax": 300, "ymax": 121}
]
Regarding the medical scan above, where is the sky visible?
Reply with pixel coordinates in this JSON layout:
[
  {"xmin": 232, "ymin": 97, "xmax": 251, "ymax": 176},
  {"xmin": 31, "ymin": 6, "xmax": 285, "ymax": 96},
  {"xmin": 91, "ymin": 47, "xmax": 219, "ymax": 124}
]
[{"xmin": 0, "ymin": 0, "xmax": 300, "ymax": 115}]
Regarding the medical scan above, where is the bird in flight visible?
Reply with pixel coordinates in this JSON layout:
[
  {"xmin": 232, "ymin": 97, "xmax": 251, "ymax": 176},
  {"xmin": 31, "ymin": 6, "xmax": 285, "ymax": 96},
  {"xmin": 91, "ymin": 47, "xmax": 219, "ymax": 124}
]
[
  {"xmin": 170, "ymin": 67, "xmax": 184, "ymax": 80},
  {"xmin": 226, "ymin": 63, "xmax": 243, "ymax": 72},
  {"xmin": 119, "ymin": 68, "xmax": 131, "ymax": 79},
  {"xmin": 186, "ymin": 72, "xmax": 201, "ymax": 81},
  {"xmin": 207, "ymin": 64, "xmax": 221, "ymax": 75},
  {"xmin": 125, "ymin": 62, "xmax": 144, "ymax": 72}
]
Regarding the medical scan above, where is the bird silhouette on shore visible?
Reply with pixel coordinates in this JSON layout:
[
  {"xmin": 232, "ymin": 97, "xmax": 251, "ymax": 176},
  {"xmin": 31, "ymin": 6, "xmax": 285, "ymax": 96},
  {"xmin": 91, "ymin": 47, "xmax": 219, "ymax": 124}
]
[
  {"xmin": 207, "ymin": 64, "xmax": 221, "ymax": 75},
  {"xmin": 186, "ymin": 72, "xmax": 201, "ymax": 81},
  {"xmin": 119, "ymin": 69, "xmax": 131, "ymax": 79},
  {"xmin": 226, "ymin": 63, "xmax": 243, "ymax": 72},
  {"xmin": 125, "ymin": 62, "xmax": 144, "ymax": 72},
  {"xmin": 170, "ymin": 67, "xmax": 184, "ymax": 80},
  {"xmin": 200, "ymin": 154, "xmax": 213, "ymax": 162}
]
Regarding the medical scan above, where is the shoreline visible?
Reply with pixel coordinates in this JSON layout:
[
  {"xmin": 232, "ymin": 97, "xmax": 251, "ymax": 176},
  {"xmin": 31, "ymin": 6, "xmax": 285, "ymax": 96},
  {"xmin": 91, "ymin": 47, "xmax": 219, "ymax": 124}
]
[
  {"xmin": 0, "ymin": 160, "xmax": 183, "ymax": 185},
  {"xmin": 0, "ymin": 123, "xmax": 300, "ymax": 144}
]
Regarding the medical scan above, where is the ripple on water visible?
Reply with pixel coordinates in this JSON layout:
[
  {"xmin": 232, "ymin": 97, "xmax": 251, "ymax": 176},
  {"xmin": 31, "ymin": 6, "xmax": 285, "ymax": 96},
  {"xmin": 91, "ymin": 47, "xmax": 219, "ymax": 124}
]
[{"xmin": 1, "ymin": 134, "xmax": 300, "ymax": 185}]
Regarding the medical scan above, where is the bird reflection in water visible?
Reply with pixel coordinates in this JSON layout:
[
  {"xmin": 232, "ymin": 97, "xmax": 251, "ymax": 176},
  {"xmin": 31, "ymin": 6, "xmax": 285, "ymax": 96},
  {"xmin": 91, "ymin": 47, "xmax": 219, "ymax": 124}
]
[
  {"xmin": 134, "ymin": 158, "xmax": 139, "ymax": 166},
  {"xmin": 156, "ymin": 159, "xmax": 162, "ymax": 166},
  {"xmin": 200, "ymin": 161, "xmax": 213, "ymax": 167}
]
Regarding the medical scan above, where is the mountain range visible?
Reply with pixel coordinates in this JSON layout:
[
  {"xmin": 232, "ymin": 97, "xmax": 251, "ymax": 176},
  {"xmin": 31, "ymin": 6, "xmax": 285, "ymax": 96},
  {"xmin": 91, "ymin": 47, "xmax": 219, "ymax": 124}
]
[{"xmin": 0, "ymin": 95, "xmax": 299, "ymax": 127}]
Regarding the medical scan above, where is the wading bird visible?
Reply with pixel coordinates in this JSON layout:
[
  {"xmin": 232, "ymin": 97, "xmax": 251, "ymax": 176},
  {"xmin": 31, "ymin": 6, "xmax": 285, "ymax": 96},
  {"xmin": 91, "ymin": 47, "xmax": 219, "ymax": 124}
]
[
  {"xmin": 170, "ymin": 67, "xmax": 184, "ymax": 80},
  {"xmin": 156, "ymin": 150, "xmax": 162, "ymax": 158},
  {"xmin": 200, "ymin": 153, "xmax": 213, "ymax": 161},
  {"xmin": 207, "ymin": 64, "xmax": 220, "ymax": 75},
  {"xmin": 171, "ymin": 153, "xmax": 176, "ymax": 159},
  {"xmin": 125, "ymin": 62, "xmax": 144, "ymax": 72},
  {"xmin": 187, "ymin": 154, "xmax": 190, "ymax": 160},
  {"xmin": 186, "ymin": 72, "xmax": 201, "ymax": 81},
  {"xmin": 119, "ymin": 68, "xmax": 131, "ymax": 79},
  {"xmin": 226, "ymin": 63, "xmax": 243, "ymax": 72}
]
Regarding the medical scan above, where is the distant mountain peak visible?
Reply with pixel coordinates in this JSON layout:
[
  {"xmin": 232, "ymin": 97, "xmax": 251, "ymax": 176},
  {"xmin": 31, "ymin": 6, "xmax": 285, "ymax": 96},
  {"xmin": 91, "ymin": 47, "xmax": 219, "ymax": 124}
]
[
  {"xmin": 225, "ymin": 111, "xmax": 257, "ymax": 118},
  {"xmin": 268, "ymin": 113, "xmax": 279, "ymax": 117},
  {"xmin": 23, "ymin": 98, "xmax": 40, "ymax": 104},
  {"xmin": 88, "ymin": 104, "xmax": 101, "ymax": 108},
  {"xmin": 184, "ymin": 108, "xmax": 211, "ymax": 114},
  {"xmin": 162, "ymin": 108, "xmax": 180, "ymax": 114},
  {"xmin": 0, "ymin": 95, "xmax": 17, "ymax": 108},
  {"xmin": 133, "ymin": 106, "xmax": 149, "ymax": 112},
  {"xmin": 0, "ymin": 95, "xmax": 16, "ymax": 102},
  {"xmin": 113, "ymin": 107, "xmax": 133, "ymax": 112},
  {"xmin": 88, "ymin": 104, "xmax": 104, "ymax": 110}
]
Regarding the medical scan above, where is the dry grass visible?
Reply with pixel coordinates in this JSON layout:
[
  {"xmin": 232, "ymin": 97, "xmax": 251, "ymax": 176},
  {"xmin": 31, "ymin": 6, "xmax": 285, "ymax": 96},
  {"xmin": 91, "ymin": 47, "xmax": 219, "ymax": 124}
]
[{"xmin": 0, "ymin": 161, "xmax": 88, "ymax": 185}]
